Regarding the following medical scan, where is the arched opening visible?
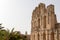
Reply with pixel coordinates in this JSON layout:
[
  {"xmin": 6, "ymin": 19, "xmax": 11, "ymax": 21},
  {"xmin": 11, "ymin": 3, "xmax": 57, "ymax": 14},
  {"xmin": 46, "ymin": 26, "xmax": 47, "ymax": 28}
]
[
  {"xmin": 44, "ymin": 16, "xmax": 46, "ymax": 28},
  {"xmin": 38, "ymin": 18, "xmax": 40, "ymax": 28}
]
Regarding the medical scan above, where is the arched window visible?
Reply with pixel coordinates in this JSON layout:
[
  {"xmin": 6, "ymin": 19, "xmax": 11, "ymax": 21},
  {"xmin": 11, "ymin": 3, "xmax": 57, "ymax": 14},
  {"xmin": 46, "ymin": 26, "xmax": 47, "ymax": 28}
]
[
  {"xmin": 41, "ymin": 16, "xmax": 42, "ymax": 25},
  {"xmin": 44, "ymin": 16, "xmax": 46, "ymax": 28},
  {"xmin": 38, "ymin": 18, "xmax": 40, "ymax": 28},
  {"xmin": 48, "ymin": 13, "xmax": 49, "ymax": 24}
]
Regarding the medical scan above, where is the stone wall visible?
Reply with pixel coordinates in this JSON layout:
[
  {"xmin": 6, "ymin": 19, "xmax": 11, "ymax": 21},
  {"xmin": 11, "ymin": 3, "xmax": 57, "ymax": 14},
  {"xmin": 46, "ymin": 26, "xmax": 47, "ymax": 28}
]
[{"xmin": 31, "ymin": 3, "xmax": 60, "ymax": 40}]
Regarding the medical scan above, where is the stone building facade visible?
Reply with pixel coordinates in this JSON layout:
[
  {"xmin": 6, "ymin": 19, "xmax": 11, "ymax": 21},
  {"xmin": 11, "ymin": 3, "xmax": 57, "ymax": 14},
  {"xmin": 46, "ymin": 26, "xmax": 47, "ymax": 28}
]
[{"xmin": 31, "ymin": 3, "xmax": 60, "ymax": 40}]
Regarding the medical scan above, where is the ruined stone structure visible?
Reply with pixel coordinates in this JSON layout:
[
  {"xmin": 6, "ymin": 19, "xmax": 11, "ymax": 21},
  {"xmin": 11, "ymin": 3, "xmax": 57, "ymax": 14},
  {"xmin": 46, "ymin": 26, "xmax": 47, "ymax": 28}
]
[{"xmin": 31, "ymin": 3, "xmax": 60, "ymax": 40}]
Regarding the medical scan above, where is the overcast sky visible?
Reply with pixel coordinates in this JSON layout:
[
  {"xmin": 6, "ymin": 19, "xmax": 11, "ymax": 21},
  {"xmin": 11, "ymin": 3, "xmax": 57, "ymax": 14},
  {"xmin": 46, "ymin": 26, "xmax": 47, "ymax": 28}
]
[{"xmin": 0, "ymin": 0, "xmax": 60, "ymax": 34}]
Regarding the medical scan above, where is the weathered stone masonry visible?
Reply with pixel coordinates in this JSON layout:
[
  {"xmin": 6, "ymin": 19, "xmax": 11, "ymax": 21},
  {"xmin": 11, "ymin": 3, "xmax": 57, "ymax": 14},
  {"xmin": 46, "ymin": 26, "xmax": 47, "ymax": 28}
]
[{"xmin": 31, "ymin": 3, "xmax": 60, "ymax": 40}]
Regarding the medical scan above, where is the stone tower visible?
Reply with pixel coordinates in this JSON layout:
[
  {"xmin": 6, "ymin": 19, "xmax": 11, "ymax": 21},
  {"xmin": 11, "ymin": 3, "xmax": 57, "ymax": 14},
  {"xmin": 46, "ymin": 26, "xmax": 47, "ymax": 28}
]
[{"xmin": 31, "ymin": 3, "xmax": 60, "ymax": 40}]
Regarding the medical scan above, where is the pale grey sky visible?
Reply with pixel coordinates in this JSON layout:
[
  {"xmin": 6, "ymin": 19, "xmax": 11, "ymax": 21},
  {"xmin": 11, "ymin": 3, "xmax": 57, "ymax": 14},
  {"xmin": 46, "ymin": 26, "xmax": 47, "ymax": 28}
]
[{"xmin": 0, "ymin": 0, "xmax": 60, "ymax": 34}]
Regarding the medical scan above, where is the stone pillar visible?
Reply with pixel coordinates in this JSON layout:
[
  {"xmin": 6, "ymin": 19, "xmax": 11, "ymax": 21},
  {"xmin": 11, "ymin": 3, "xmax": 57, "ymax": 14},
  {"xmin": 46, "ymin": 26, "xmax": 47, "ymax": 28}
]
[
  {"xmin": 39, "ymin": 32, "xmax": 41, "ymax": 40},
  {"xmin": 37, "ymin": 32, "xmax": 39, "ymax": 40},
  {"xmin": 57, "ymin": 30, "xmax": 59, "ymax": 40},
  {"xmin": 41, "ymin": 32, "xmax": 43, "ymax": 40},
  {"xmin": 54, "ymin": 30, "xmax": 59, "ymax": 40},
  {"xmin": 58, "ymin": 28, "xmax": 60, "ymax": 40},
  {"xmin": 43, "ymin": 31, "xmax": 46, "ymax": 40},
  {"xmin": 59, "ymin": 33, "xmax": 60, "ymax": 40},
  {"xmin": 35, "ymin": 32, "xmax": 38, "ymax": 40},
  {"xmin": 40, "ymin": 30, "xmax": 43, "ymax": 40},
  {"xmin": 31, "ymin": 33, "xmax": 34, "ymax": 40},
  {"xmin": 41, "ymin": 30, "xmax": 46, "ymax": 40},
  {"xmin": 46, "ymin": 30, "xmax": 49, "ymax": 40},
  {"xmin": 49, "ymin": 30, "xmax": 54, "ymax": 40}
]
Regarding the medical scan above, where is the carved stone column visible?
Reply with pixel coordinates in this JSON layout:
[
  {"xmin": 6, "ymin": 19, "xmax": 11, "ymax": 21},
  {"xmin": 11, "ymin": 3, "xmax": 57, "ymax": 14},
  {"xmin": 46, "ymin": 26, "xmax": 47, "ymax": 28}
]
[
  {"xmin": 39, "ymin": 32, "xmax": 41, "ymax": 40},
  {"xmin": 57, "ymin": 30, "xmax": 59, "ymax": 40},
  {"xmin": 51, "ymin": 31, "xmax": 54, "ymax": 40},
  {"xmin": 43, "ymin": 31, "xmax": 46, "ymax": 40},
  {"xmin": 46, "ymin": 30, "xmax": 49, "ymax": 40},
  {"xmin": 49, "ymin": 30, "xmax": 54, "ymax": 40}
]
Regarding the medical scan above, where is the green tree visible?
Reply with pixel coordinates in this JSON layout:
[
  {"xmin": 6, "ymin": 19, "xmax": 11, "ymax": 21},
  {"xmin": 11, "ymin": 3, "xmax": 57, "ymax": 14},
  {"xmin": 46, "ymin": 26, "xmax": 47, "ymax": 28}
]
[{"xmin": 9, "ymin": 28, "xmax": 21, "ymax": 40}]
